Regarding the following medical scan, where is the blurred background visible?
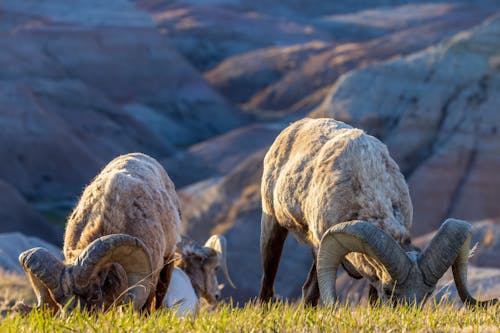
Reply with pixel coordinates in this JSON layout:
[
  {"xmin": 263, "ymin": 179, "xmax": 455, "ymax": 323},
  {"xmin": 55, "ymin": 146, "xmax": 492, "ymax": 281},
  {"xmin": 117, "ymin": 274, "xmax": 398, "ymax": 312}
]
[{"xmin": 1, "ymin": 0, "xmax": 500, "ymax": 305}]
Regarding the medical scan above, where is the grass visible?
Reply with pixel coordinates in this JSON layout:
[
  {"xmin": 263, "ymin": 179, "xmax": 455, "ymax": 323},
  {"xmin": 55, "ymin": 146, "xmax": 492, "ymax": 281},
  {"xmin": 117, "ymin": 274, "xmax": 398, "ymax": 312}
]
[
  {"xmin": 0, "ymin": 270, "xmax": 34, "ymax": 309},
  {"xmin": 0, "ymin": 271, "xmax": 498, "ymax": 332},
  {"xmin": 1, "ymin": 299, "xmax": 499, "ymax": 332}
]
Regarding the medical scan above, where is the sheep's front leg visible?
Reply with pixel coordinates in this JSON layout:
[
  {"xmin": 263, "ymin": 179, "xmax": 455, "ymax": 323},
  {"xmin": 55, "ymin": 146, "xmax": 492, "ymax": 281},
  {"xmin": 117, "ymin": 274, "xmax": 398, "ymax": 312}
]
[
  {"xmin": 259, "ymin": 213, "xmax": 288, "ymax": 303},
  {"xmin": 156, "ymin": 256, "xmax": 175, "ymax": 310},
  {"xmin": 369, "ymin": 285, "xmax": 379, "ymax": 305},
  {"xmin": 145, "ymin": 255, "xmax": 175, "ymax": 311},
  {"xmin": 302, "ymin": 250, "xmax": 320, "ymax": 306}
]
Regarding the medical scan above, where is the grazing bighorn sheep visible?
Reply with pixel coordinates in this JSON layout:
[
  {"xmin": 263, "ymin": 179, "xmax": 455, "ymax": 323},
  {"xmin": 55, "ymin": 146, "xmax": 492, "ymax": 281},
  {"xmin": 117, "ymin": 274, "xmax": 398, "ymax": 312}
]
[
  {"xmin": 259, "ymin": 118, "xmax": 498, "ymax": 307},
  {"xmin": 164, "ymin": 235, "xmax": 235, "ymax": 316},
  {"xmin": 19, "ymin": 153, "xmax": 182, "ymax": 312}
]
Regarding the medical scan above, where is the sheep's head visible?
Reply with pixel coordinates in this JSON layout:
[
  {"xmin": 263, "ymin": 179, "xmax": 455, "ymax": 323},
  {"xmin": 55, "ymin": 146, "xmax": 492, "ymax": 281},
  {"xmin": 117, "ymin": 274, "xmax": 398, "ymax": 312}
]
[
  {"xmin": 317, "ymin": 219, "xmax": 499, "ymax": 307},
  {"xmin": 178, "ymin": 235, "xmax": 235, "ymax": 305},
  {"xmin": 19, "ymin": 234, "xmax": 154, "ymax": 313}
]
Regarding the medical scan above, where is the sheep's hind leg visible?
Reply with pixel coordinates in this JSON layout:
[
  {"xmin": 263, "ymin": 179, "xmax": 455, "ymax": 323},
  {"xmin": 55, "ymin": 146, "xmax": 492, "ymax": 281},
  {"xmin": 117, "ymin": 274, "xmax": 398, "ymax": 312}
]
[
  {"xmin": 302, "ymin": 250, "xmax": 320, "ymax": 306},
  {"xmin": 259, "ymin": 213, "xmax": 288, "ymax": 303}
]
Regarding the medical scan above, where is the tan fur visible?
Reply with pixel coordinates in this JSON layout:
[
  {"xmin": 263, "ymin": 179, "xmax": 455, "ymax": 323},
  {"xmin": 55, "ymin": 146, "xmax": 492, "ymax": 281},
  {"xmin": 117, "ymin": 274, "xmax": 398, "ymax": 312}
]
[
  {"xmin": 174, "ymin": 237, "xmax": 227, "ymax": 305},
  {"xmin": 262, "ymin": 118, "xmax": 412, "ymax": 282},
  {"xmin": 63, "ymin": 153, "xmax": 182, "ymax": 304}
]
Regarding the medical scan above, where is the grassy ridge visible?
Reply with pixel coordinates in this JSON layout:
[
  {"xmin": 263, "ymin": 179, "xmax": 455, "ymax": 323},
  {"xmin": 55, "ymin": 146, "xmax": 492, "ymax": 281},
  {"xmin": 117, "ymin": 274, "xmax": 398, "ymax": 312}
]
[{"xmin": 1, "ymin": 301, "xmax": 499, "ymax": 333}]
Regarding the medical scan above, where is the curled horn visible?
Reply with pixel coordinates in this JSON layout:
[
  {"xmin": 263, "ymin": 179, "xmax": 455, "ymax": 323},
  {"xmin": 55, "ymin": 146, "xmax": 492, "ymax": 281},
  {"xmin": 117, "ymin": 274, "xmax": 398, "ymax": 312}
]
[
  {"xmin": 73, "ymin": 234, "xmax": 154, "ymax": 310},
  {"xmin": 204, "ymin": 235, "xmax": 236, "ymax": 288},
  {"xmin": 418, "ymin": 219, "xmax": 498, "ymax": 308},
  {"xmin": 19, "ymin": 248, "xmax": 65, "ymax": 309},
  {"xmin": 317, "ymin": 221, "xmax": 412, "ymax": 305}
]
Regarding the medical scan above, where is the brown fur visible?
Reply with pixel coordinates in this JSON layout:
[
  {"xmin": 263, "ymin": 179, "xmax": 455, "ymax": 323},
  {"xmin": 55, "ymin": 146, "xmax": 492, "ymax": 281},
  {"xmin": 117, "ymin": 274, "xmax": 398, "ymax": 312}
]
[
  {"xmin": 63, "ymin": 153, "xmax": 182, "ymax": 309},
  {"xmin": 177, "ymin": 244, "xmax": 221, "ymax": 305},
  {"xmin": 259, "ymin": 118, "xmax": 413, "ymax": 303}
]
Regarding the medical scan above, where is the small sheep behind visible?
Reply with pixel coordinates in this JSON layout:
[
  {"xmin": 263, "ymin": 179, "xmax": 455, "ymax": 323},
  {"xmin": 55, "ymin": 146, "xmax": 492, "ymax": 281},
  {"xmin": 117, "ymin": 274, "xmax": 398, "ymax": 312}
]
[
  {"xmin": 19, "ymin": 153, "xmax": 182, "ymax": 312},
  {"xmin": 164, "ymin": 235, "xmax": 235, "ymax": 316}
]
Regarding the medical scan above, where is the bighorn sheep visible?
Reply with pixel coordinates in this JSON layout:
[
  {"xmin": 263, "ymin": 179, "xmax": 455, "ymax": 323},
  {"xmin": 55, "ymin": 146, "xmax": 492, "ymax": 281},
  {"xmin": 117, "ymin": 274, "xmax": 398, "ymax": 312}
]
[
  {"xmin": 164, "ymin": 235, "xmax": 235, "ymax": 316},
  {"xmin": 19, "ymin": 153, "xmax": 182, "ymax": 312},
  {"xmin": 259, "ymin": 118, "xmax": 498, "ymax": 307}
]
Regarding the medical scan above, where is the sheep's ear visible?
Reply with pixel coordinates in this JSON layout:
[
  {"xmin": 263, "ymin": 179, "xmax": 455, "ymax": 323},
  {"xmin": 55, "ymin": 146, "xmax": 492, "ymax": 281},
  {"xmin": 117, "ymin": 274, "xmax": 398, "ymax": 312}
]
[
  {"xmin": 177, "ymin": 236, "xmax": 192, "ymax": 254},
  {"xmin": 178, "ymin": 248, "xmax": 202, "ymax": 270}
]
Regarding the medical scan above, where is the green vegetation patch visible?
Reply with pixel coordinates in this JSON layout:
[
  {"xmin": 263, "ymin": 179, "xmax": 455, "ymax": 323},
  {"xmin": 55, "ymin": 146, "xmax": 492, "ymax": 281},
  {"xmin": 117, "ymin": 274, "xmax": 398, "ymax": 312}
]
[{"xmin": 1, "ymin": 301, "xmax": 499, "ymax": 333}]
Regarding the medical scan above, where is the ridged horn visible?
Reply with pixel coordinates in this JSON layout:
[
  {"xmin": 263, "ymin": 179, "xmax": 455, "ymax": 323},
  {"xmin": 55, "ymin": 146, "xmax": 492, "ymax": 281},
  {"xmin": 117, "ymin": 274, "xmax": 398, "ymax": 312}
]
[
  {"xmin": 317, "ymin": 221, "xmax": 412, "ymax": 305},
  {"xmin": 419, "ymin": 219, "xmax": 498, "ymax": 308},
  {"xmin": 73, "ymin": 234, "xmax": 153, "ymax": 310},
  {"xmin": 19, "ymin": 247, "xmax": 65, "ymax": 308},
  {"xmin": 204, "ymin": 235, "xmax": 236, "ymax": 289}
]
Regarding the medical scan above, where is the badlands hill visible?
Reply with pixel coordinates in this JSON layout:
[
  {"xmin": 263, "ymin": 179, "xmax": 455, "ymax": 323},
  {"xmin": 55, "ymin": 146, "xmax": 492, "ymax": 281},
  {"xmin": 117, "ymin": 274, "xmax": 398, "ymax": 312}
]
[{"xmin": 0, "ymin": 0, "xmax": 499, "ymax": 303}]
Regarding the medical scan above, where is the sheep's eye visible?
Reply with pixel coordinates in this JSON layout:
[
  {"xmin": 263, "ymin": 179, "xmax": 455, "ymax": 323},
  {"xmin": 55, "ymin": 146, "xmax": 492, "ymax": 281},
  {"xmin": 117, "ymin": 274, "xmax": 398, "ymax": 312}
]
[
  {"xmin": 88, "ymin": 290, "xmax": 101, "ymax": 303},
  {"xmin": 89, "ymin": 295, "xmax": 99, "ymax": 303}
]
